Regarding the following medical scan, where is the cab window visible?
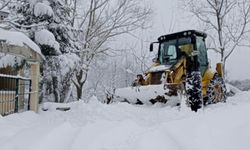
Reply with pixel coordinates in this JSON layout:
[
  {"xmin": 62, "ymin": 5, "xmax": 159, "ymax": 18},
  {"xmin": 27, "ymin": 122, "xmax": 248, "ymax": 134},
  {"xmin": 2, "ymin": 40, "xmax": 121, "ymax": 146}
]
[
  {"xmin": 159, "ymin": 40, "xmax": 177, "ymax": 65},
  {"xmin": 196, "ymin": 36, "xmax": 208, "ymax": 75},
  {"xmin": 159, "ymin": 37, "xmax": 192, "ymax": 65}
]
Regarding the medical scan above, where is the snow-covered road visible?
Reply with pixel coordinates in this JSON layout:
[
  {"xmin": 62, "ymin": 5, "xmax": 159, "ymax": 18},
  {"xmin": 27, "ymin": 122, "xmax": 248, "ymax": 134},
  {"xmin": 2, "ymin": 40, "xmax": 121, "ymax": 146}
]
[{"xmin": 0, "ymin": 91, "xmax": 250, "ymax": 150}]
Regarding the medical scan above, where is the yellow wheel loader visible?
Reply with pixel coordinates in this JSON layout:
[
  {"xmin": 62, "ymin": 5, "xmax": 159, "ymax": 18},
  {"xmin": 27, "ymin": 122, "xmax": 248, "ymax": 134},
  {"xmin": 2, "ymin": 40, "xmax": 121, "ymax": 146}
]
[{"xmin": 107, "ymin": 30, "xmax": 227, "ymax": 112}]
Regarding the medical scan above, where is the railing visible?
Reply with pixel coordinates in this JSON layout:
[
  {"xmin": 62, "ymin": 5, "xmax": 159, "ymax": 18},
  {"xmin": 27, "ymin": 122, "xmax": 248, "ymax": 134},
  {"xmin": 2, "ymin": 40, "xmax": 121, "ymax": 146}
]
[{"xmin": 0, "ymin": 74, "xmax": 31, "ymax": 116}]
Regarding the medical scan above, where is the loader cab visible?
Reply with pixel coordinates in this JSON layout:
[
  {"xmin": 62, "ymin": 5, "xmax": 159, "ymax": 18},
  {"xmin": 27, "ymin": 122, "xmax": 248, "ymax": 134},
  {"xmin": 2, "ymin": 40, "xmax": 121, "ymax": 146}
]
[{"xmin": 151, "ymin": 30, "xmax": 208, "ymax": 75}]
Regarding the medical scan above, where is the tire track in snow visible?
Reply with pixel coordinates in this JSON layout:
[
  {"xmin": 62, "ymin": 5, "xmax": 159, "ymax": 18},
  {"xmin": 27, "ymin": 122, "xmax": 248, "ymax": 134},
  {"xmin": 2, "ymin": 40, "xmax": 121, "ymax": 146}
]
[
  {"xmin": 0, "ymin": 122, "xmax": 63, "ymax": 150},
  {"xmin": 0, "ymin": 112, "xmax": 39, "ymax": 139},
  {"xmin": 26, "ymin": 122, "xmax": 81, "ymax": 150},
  {"xmin": 69, "ymin": 120, "xmax": 145, "ymax": 150}
]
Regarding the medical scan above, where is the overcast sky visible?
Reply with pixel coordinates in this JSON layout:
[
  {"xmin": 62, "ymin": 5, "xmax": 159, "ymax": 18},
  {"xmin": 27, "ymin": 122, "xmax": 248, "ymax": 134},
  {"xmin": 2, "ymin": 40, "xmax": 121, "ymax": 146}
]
[{"xmin": 148, "ymin": 0, "xmax": 250, "ymax": 80}]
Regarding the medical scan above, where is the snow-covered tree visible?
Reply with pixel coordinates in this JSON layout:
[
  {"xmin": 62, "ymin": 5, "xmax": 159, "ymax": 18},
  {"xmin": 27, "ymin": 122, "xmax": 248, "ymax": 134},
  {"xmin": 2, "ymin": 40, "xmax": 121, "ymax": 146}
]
[
  {"xmin": 82, "ymin": 41, "xmax": 153, "ymax": 102},
  {"xmin": 73, "ymin": 0, "xmax": 152, "ymax": 100},
  {"xmin": 6, "ymin": 0, "xmax": 80, "ymax": 103},
  {"xmin": 2, "ymin": 0, "xmax": 152, "ymax": 102}
]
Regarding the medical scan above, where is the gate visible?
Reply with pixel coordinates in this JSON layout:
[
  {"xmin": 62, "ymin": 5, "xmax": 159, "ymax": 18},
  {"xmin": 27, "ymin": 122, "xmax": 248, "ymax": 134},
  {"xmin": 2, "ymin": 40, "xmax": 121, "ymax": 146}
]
[{"xmin": 0, "ymin": 74, "xmax": 31, "ymax": 116}]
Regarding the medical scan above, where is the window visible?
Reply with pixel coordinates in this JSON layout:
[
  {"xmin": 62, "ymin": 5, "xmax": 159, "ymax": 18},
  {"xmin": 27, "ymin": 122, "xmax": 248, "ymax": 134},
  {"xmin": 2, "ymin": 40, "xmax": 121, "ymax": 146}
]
[
  {"xmin": 167, "ymin": 45, "xmax": 177, "ymax": 59},
  {"xmin": 159, "ymin": 40, "xmax": 177, "ymax": 65},
  {"xmin": 196, "ymin": 36, "xmax": 208, "ymax": 75},
  {"xmin": 159, "ymin": 37, "xmax": 192, "ymax": 65}
]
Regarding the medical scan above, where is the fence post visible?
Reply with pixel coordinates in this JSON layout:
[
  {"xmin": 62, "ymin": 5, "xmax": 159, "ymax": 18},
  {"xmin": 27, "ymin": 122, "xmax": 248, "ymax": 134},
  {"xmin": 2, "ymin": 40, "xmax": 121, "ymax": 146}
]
[
  {"xmin": 30, "ymin": 62, "xmax": 40, "ymax": 113},
  {"xmin": 14, "ymin": 78, "xmax": 19, "ymax": 113},
  {"xmin": 28, "ymin": 80, "xmax": 32, "ymax": 111}
]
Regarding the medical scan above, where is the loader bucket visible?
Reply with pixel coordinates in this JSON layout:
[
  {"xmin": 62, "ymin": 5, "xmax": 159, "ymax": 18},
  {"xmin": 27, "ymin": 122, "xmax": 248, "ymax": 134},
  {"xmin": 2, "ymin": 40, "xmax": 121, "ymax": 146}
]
[{"xmin": 107, "ymin": 83, "xmax": 184, "ymax": 106}]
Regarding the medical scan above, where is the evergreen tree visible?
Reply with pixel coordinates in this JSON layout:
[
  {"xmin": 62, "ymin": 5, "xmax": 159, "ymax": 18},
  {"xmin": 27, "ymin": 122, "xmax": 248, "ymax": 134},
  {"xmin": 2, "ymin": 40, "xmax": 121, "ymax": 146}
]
[{"xmin": 7, "ymin": 0, "xmax": 80, "ymax": 103}]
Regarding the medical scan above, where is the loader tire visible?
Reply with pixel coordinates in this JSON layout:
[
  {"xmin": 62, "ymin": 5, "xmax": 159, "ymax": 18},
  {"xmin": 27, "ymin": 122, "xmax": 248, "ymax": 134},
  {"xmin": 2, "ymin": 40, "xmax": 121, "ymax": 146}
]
[
  {"xmin": 186, "ymin": 71, "xmax": 203, "ymax": 112},
  {"xmin": 206, "ymin": 74, "xmax": 227, "ymax": 104}
]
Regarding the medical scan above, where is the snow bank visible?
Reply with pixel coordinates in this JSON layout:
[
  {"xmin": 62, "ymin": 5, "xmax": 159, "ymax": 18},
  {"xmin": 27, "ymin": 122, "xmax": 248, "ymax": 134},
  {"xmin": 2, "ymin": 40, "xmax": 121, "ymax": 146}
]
[
  {"xmin": 0, "ymin": 29, "xmax": 41, "ymax": 55},
  {"xmin": 0, "ymin": 91, "xmax": 250, "ymax": 150},
  {"xmin": 35, "ymin": 29, "xmax": 60, "ymax": 53},
  {"xmin": 226, "ymin": 83, "xmax": 242, "ymax": 97},
  {"xmin": 34, "ymin": 2, "xmax": 54, "ymax": 17},
  {"xmin": 229, "ymin": 79, "xmax": 250, "ymax": 91}
]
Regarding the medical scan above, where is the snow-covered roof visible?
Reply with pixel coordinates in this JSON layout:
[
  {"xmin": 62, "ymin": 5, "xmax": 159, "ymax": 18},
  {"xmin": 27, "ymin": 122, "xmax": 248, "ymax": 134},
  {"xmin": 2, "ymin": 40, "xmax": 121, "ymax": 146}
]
[{"xmin": 0, "ymin": 29, "xmax": 43, "ymax": 61}]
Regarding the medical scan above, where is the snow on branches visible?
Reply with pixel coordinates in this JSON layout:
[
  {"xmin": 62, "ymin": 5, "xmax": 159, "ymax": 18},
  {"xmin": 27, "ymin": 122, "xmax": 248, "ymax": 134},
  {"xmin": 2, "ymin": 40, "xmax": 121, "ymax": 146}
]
[
  {"xmin": 35, "ymin": 29, "xmax": 60, "ymax": 54},
  {"xmin": 34, "ymin": 2, "xmax": 54, "ymax": 18}
]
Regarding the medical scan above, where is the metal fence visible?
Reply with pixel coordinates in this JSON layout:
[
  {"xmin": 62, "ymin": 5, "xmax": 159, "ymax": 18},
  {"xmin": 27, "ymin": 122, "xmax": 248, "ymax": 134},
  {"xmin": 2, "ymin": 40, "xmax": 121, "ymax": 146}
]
[{"xmin": 0, "ymin": 74, "xmax": 31, "ymax": 116}]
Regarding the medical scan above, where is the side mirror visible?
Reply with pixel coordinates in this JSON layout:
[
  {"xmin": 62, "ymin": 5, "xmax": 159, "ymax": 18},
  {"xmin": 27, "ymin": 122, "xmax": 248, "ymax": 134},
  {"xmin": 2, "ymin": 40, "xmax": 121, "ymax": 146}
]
[{"xmin": 150, "ymin": 43, "xmax": 154, "ymax": 52}]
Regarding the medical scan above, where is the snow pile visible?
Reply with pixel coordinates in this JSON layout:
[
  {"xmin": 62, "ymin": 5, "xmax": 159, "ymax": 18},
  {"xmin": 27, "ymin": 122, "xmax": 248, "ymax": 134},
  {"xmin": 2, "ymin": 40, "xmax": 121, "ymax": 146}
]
[
  {"xmin": 35, "ymin": 29, "xmax": 60, "ymax": 52},
  {"xmin": 0, "ymin": 91, "xmax": 250, "ymax": 150},
  {"xmin": 34, "ymin": 2, "xmax": 54, "ymax": 17},
  {"xmin": 115, "ymin": 84, "xmax": 180, "ymax": 105},
  {"xmin": 0, "ymin": 29, "xmax": 41, "ymax": 55}
]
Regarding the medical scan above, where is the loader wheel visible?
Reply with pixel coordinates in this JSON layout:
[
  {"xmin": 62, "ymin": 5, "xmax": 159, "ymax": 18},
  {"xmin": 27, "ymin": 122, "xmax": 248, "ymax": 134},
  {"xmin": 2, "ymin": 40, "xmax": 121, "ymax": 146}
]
[
  {"xmin": 186, "ymin": 71, "xmax": 203, "ymax": 112},
  {"xmin": 206, "ymin": 74, "xmax": 227, "ymax": 104}
]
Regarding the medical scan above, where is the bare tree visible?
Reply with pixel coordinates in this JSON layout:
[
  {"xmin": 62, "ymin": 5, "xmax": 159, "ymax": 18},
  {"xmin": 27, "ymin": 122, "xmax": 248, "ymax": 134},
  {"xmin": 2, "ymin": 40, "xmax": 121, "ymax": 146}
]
[
  {"xmin": 183, "ymin": 0, "xmax": 250, "ymax": 74},
  {"xmin": 72, "ymin": 0, "xmax": 152, "ymax": 100}
]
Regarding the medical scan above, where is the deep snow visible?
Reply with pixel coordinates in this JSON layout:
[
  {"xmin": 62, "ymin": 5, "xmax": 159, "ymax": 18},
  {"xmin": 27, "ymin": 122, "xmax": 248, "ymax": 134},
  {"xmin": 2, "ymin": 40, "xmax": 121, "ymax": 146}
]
[{"xmin": 0, "ymin": 91, "xmax": 250, "ymax": 150}]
